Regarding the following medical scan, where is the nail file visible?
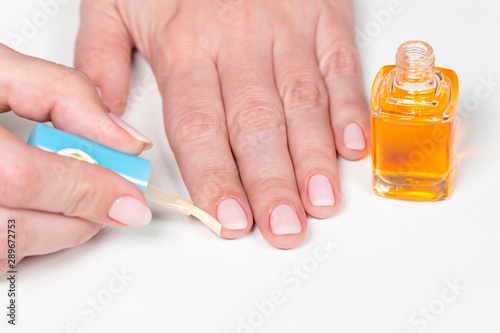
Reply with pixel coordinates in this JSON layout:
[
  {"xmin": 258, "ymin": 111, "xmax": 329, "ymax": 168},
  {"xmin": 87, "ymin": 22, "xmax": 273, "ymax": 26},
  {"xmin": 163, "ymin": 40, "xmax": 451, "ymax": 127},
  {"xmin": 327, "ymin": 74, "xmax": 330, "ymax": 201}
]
[{"xmin": 27, "ymin": 123, "xmax": 222, "ymax": 236}]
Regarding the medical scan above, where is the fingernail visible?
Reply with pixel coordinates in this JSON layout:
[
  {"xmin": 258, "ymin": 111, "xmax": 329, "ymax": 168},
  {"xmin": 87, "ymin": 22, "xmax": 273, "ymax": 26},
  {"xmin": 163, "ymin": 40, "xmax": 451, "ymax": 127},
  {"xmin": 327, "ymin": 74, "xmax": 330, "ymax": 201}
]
[
  {"xmin": 108, "ymin": 196, "xmax": 152, "ymax": 227},
  {"xmin": 344, "ymin": 122, "xmax": 365, "ymax": 150},
  {"xmin": 96, "ymin": 86, "xmax": 102, "ymax": 98},
  {"xmin": 308, "ymin": 174, "xmax": 335, "ymax": 207},
  {"xmin": 109, "ymin": 113, "xmax": 153, "ymax": 150},
  {"xmin": 217, "ymin": 198, "xmax": 247, "ymax": 230},
  {"xmin": 270, "ymin": 204, "xmax": 302, "ymax": 235}
]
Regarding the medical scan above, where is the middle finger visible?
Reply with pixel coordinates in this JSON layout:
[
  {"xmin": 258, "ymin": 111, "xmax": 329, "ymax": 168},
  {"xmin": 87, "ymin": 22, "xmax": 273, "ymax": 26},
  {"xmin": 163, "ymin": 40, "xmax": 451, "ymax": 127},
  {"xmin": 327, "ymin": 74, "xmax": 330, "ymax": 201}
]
[{"xmin": 218, "ymin": 17, "xmax": 307, "ymax": 249}]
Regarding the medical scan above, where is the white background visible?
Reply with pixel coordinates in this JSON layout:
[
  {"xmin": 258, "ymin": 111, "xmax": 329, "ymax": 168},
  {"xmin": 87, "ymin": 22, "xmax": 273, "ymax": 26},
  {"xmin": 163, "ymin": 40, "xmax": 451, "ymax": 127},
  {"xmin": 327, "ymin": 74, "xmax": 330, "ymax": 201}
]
[{"xmin": 1, "ymin": 0, "xmax": 500, "ymax": 332}]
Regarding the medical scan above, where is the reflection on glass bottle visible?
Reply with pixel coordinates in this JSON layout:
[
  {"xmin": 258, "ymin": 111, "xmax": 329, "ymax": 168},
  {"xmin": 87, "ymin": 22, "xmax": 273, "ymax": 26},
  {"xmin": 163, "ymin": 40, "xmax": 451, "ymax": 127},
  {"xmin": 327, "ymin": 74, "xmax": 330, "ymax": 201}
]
[{"xmin": 371, "ymin": 40, "xmax": 459, "ymax": 201}]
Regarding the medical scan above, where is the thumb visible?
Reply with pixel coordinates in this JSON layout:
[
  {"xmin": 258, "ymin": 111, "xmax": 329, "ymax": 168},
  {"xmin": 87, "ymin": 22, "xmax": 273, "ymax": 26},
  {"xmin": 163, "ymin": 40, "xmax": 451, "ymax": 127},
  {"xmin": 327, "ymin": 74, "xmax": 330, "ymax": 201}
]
[
  {"xmin": 75, "ymin": 0, "xmax": 133, "ymax": 116},
  {"xmin": 0, "ymin": 127, "xmax": 151, "ymax": 228}
]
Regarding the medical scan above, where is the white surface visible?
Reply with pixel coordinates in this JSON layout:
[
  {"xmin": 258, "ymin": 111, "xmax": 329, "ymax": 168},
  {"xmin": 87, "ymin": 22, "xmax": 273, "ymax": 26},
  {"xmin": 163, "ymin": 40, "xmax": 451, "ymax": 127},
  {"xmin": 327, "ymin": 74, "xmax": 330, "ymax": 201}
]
[{"xmin": 1, "ymin": 0, "xmax": 499, "ymax": 332}]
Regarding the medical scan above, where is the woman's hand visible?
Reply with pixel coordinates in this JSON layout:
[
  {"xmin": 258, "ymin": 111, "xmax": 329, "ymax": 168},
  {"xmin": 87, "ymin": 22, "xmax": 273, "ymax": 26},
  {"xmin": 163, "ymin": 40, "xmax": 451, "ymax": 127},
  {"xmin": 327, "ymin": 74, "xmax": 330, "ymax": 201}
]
[
  {"xmin": 0, "ymin": 44, "xmax": 153, "ymax": 274},
  {"xmin": 75, "ymin": 0, "xmax": 370, "ymax": 249}
]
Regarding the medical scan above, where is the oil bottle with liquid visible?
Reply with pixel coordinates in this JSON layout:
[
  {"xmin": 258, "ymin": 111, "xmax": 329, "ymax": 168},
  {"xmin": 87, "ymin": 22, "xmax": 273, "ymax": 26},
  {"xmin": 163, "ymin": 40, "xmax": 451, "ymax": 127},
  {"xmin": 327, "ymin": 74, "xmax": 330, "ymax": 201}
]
[{"xmin": 371, "ymin": 40, "xmax": 459, "ymax": 201}]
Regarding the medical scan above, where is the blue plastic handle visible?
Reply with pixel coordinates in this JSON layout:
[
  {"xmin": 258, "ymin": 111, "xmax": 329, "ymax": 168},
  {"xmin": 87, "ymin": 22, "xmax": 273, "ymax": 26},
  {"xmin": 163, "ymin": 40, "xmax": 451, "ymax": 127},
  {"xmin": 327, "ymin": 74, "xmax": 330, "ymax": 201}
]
[{"xmin": 27, "ymin": 124, "xmax": 151, "ymax": 193}]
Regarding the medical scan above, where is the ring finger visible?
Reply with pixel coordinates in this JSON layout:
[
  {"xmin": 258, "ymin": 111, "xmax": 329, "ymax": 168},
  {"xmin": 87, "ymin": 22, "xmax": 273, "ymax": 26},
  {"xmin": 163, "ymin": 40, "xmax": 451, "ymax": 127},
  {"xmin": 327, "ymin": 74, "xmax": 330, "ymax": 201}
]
[{"xmin": 273, "ymin": 10, "xmax": 341, "ymax": 219}]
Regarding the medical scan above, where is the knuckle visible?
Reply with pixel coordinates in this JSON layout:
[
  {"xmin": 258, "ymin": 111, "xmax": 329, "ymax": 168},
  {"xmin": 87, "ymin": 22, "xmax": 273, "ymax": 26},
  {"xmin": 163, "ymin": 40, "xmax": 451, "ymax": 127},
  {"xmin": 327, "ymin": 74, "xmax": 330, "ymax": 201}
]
[
  {"xmin": 215, "ymin": 0, "xmax": 247, "ymax": 20},
  {"xmin": 230, "ymin": 100, "xmax": 285, "ymax": 139},
  {"xmin": 191, "ymin": 167, "xmax": 235, "ymax": 204},
  {"xmin": 163, "ymin": 28, "xmax": 195, "ymax": 60},
  {"xmin": 52, "ymin": 64, "xmax": 95, "ymax": 97},
  {"xmin": 72, "ymin": 223, "xmax": 101, "ymax": 248},
  {"xmin": 170, "ymin": 106, "xmax": 225, "ymax": 143},
  {"xmin": 322, "ymin": 44, "xmax": 360, "ymax": 76},
  {"xmin": 65, "ymin": 64, "xmax": 88, "ymax": 80},
  {"xmin": 235, "ymin": 131, "xmax": 278, "ymax": 163},
  {"xmin": 199, "ymin": 165, "xmax": 236, "ymax": 186},
  {"xmin": 70, "ymin": 69, "xmax": 93, "ymax": 89},
  {"xmin": 57, "ymin": 64, "xmax": 94, "ymax": 94},
  {"xmin": 0, "ymin": 158, "xmax": 37, "ymax": 207},
  {"xmin": 246, "ymin": 173, "xmax": 297, "ymax": 195},
  {"xmin": 162, "ymin": 16, "xmax": 213, "ymax": 63},
  {"xmin": 334, "ymin": 97, "xmax": 368, "ymax": 113},
  {"xmin": 63, "ymin": 173, "xmax": 101, "ymax": 218},
  {"xmin": 283, "ymin": 78, "xmax": 326, "ymax": 110}
]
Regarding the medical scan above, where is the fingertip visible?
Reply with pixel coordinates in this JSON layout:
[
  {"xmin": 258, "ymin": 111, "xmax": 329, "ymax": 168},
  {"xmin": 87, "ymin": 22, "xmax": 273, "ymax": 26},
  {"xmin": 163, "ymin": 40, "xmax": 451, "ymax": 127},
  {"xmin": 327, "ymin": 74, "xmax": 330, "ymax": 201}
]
[
  {"xmin": 303, "ymin": 173, "xmax": 342, "ymax": 219},
  {"xmin": 51, "ymin": 106, "xmax": 151, "ymax": 156},
  {"xmin": 108, "ymin": 113, "xmax": 153, "ymax": 150},
  {"xmin": 336, "ymin": 121, "xmax": 371, "ymax": 160},
  {"xmin": 216, "ymin": 197, "xmax": 253, "ymax": 239},
  {"xmin": 220, "ymin": 227, "xmax": 250, "ymax": 240},
  {"xmin": 267, "ymin": 232, "xmax": 308, "ymax": 250},
  {"xmin": 259, "ymin": 204, "xmax": 308, "ymax": 249},
  {"xmin": 107, "ymin": 195, "xmax": 152, "ymax": 227},
  {"xmin": 343, "ymin": 122, "xmax": 366, "ymax": 150}
]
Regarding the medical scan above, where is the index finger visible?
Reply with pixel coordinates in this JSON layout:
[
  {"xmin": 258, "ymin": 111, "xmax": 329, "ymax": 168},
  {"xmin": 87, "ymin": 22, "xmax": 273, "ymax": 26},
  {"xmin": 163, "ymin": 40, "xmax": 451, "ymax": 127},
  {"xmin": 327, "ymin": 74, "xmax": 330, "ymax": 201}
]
[{"xmin": 0, "ymin": 44, "xmax": 151, "ymax": 155}]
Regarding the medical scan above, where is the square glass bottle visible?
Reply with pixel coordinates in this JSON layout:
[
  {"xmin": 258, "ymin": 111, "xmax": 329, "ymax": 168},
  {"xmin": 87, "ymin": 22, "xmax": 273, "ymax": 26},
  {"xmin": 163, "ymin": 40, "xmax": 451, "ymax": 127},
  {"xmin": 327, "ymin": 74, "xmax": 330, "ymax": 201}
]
[{"xmin": 371, "ymin": 41, "xmax": 459, "ymax": 201}]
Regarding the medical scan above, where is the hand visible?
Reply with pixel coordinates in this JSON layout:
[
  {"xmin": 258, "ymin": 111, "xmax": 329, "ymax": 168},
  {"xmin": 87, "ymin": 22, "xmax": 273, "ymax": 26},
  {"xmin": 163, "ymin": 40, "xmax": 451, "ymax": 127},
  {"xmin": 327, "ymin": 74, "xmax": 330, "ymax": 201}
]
[
  {"xmin": 0, "ymin": 44, "xmax": 153, "ymax": 274},
  {"xmin": 75, "ymin": 0, "xmax": 370, "ymax": 249}
]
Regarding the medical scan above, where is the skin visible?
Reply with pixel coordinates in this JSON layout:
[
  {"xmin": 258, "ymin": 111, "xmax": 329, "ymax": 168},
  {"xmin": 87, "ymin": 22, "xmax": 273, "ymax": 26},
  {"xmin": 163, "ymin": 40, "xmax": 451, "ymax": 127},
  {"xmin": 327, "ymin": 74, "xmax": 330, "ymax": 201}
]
[
  {"xmin": 0, "ymin": 44, "xmax": 150, "ymax": 275},
  {"xmin": 75, "ymin": 0, "xmax": 370, "ymax": 249}
]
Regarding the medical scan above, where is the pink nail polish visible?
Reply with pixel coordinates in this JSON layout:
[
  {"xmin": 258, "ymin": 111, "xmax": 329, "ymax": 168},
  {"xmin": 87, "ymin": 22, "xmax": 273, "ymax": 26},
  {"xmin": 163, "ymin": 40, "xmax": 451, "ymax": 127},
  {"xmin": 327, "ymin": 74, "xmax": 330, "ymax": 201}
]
[
  {"xmin": 217, "ymin": 198, "xmax": 247, "ymax": 230},
  {"xmin": 108, "ymin": 196, "xmax": 152, "ymax": 227},
  {"xmin": 270, "ymin": 205, "xmax": 302, "ymax": 235},
  {"xmin": 108, "ymin": 113, "xmax": 153, "ymax": 150},
  {"xmin": 344, "ymin": 122, "xmax": 365, "ymax": 150},
  {"xmin": 308, "ymin": 174, "xmax": 335, "ymax": 207}
]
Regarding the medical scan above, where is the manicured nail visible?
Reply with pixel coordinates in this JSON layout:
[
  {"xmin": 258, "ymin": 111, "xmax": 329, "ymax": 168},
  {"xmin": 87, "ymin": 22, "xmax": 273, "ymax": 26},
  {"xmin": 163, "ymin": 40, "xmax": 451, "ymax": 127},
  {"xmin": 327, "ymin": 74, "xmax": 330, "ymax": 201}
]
[
  {"xmin": 344, "ymin": 122, "xmax": 365, "ymax": 150},
  {"xmin": 109, "ymin": 113, "xmax": 153, "ymax": 150},
  {"xmin": 308, "ymin": 174, "xmax": 335, "ymax": 207},
  {"xmin": 217, "ymin": 198, "xmax": 247, "ymax": 230},
  {"xmin": 108, "ymin": 196, "xmax": 152, "ymax": 227},
  {"xmin": 270, "ymin": 205, "xmax": 302, "ymax": 235},
  {"xmin": 96, "ymin": 86, "xmax": 102, "ymax": 98}
]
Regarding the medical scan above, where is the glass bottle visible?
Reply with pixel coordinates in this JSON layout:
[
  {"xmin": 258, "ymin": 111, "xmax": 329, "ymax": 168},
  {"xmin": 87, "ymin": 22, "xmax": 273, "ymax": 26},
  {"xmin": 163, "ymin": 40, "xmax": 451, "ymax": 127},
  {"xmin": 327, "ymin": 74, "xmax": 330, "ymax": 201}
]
[{"xmin": 371, "ymin": 40, "xmax": 459, "ymax": 201}]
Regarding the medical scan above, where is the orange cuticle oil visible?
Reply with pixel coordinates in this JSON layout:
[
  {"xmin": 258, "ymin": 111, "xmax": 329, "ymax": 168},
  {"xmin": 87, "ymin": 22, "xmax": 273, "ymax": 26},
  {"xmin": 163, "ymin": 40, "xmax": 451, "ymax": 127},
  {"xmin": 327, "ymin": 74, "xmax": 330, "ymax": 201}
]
[{"xmin": 371, "ymin": 40, "xmax": 459, "ymax": 201}]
